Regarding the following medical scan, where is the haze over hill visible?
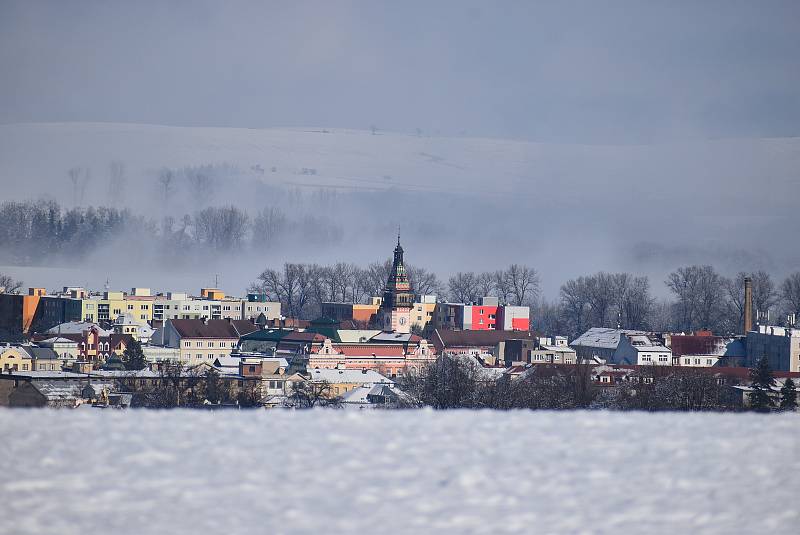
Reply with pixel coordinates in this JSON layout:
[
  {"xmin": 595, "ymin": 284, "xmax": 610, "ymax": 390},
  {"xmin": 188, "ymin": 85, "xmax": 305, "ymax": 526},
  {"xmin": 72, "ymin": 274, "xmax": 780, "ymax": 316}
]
[{"xmin": 0, "ymin": 121, "xmax": 797, "ymax": 298}]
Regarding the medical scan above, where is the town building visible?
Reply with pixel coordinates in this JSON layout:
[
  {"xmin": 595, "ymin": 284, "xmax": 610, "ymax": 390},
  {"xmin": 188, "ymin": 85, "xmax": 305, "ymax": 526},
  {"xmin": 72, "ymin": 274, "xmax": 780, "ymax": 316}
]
[
  {"xmin": 432, "ymin": 297, "xmax": 530, "ymax": 332},
  {"xmin": 376, "ymin": 236, "xmax": 414, "ymax": 333},
  {"xmin": 153, "ymin": 318, "xmax": 260, "ymax": 365},
  {"xmin": 746, "ymin": 325, "xmax": 800, "ymax": 372},
  {"xmin": 570, "ymin": 328, "xmax": 673, "ymax": 366}
]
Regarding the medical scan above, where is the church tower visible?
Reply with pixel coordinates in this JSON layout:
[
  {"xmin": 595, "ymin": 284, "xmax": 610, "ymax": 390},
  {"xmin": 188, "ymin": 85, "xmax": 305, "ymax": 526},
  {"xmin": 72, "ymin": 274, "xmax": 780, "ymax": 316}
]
[{"xmin": 378, "ymin": 234, "xmax": 414, "ymax": 333}]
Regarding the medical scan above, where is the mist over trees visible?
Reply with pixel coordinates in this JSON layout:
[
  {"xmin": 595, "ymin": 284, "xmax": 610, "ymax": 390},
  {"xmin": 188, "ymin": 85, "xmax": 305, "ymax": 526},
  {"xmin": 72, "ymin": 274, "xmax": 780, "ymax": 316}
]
[{"xmin": 0, "ymin": 199, "xmax": 343, "ymax": 264}]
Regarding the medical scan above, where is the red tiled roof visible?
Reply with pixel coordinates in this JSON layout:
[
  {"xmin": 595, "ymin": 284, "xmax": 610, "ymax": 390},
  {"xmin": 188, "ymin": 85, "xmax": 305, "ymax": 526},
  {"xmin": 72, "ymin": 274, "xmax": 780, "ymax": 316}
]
[{"xmin": 670, "ymin": 335, "xmax": 729, "ymax": 357}]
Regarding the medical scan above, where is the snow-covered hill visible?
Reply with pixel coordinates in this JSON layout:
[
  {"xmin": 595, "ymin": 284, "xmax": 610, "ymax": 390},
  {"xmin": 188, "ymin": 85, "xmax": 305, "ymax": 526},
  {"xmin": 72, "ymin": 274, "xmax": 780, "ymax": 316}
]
[
  {"xmin": 0, "ymin": 122, "xmax": 798, "ymax": 295},
  {"xmin": 1, "ymin": 410, "xmax": 797, "ymax": 534}
]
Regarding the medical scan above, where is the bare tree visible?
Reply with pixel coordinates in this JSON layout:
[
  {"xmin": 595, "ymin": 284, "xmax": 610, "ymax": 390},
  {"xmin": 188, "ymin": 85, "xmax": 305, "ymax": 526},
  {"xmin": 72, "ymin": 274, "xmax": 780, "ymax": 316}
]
[
  {"xmin": 250, "ymin": 263, "xmax": 313, "ymax": 318},
  {"xmin": 108, "ymin": 160, "xmax": 126, "ymax": 200},
  {"xmin": 506, "ymin": 264, "xmax": 540, "ymax": 306},
  {"xmin": 361, "ymin": 259, "xmax": 392, "ymax": 299},
  {"xmin": 407, "ymin": 265, "xmax": 443, "ymax": 297},
  {"xmin": 67, "ymin": 166, "xmax": 90, "ymax": 206},
  {"xmin": 157, "ymin": 168, "xmax": 175, "ymax": 203},
  {"xmin": 184, "ymin": 167, "xmax": 215, "ymax": 204},
  {"xmin": 724, "ymin": 271, "xmax": 778, "ymax": 330},
  {"xmin": 476, "ymin": 272, "xmax": 495, "ymax": 298},
  {"xmin": 193, "ymin": 206, "xmax": 250, "ymax": 250},
  {"xmin": 666, "ymin": 265, "xmax": 726, "ymax": 332},
  {"xmin": 288, "ymin": 380, "xmax": 341, "ymax": 408},
  {"xmin": 560, "ymin": 277, "xmax": 591, "ymax": 337},
  {"xmin": 782, "ymin": 272, "xmax": 800, "ymax": 325},
  {"xmin": 0, "ymin": 273, "xmax": 23, "ymax": 294},
  {"xmin": 493, "ymin": 270, "xmax": 513, "ymax": 304},
  {"xmin": 252, "ymin": 206, "xmax": 287, "ymax": 248},
  {"xmin": 448, "ymin": 272, "xmax": 480, "ymax": 303}
]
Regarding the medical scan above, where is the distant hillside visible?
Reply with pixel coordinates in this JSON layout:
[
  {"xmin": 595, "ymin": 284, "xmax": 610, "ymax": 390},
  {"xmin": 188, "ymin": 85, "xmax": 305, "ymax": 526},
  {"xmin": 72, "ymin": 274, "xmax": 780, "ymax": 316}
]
[{"xmin": 0, "ymin": 122, "xmax": 797, "ymax": 296}]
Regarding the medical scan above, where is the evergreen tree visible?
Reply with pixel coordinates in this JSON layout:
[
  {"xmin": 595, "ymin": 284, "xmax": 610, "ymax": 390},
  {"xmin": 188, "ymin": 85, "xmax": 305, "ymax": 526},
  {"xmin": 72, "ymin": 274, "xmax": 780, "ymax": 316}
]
[
  {"xmin": 779, "ymin": 378, "xmax": 797, "ymax": 411},
  {"xmin": 122, "ymin": 339, "xmax": 147, "ymax": 371},
  {"xmin": 748, "ymin": 356, "xmax": 775, "ymax": 412}
]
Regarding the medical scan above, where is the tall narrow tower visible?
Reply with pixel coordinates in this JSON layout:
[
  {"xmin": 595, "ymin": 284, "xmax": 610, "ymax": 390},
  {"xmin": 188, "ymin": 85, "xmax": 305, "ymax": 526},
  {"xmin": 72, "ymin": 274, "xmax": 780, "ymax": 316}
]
[
  {"xmin": 743, "ymin": 276, "xmax": 753, "ymax": 334},
  {"xmin": 378, "ymin": 234, "xmax": 414, "ymax": 333}
]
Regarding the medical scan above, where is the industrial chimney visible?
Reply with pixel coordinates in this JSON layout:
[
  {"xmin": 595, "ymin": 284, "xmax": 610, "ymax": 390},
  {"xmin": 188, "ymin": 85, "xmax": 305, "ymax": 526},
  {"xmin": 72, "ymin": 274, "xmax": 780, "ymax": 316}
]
[{"xmin": 743, "ymin": 276, "xmax": 753, "ymax": 334}]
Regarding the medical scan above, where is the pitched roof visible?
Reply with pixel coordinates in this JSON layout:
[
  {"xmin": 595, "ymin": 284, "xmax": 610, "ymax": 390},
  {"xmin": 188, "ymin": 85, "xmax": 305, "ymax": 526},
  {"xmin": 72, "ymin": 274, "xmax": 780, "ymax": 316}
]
[
  {"xmin": 669, "ymin": 335, "xmax": 738, "ymax": 357},
  {"xmin": 309, "ymin": 368, "xmax": 392, "ymax": 384},
  {"xmin": 570, "ymin": 328, "xmax": 648, "ymax": 349},
  {"xmin": 431, "ymin": 329, "xmax": 540, "ymax": 351},
  {"xmin": 169, "ymin": 319, "xmax": 244, "ymax": 339},
  {"xmin": 22, "ymin": 346, "xmax": 60, "ymax": 360}
]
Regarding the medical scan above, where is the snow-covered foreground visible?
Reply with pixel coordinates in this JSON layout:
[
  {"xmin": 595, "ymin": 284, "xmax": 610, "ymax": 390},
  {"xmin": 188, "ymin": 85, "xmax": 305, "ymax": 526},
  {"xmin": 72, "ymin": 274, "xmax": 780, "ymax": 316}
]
[{"xmin": 1, "ymin": 410, "xmax": 797, "ymax": 535}]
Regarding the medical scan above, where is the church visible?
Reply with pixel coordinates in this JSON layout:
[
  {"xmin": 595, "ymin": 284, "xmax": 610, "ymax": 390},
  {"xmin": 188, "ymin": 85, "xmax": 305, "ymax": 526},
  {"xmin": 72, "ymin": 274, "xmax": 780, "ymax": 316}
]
[{"xmin": 377, "ymin": 235, "xmax": 415, "ymax": 333}]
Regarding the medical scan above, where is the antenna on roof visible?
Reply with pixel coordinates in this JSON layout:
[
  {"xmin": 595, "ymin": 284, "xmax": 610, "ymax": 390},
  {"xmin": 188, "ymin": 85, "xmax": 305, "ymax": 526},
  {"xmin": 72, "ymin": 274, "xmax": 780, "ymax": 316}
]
[
  {"xmin": 397, "ymin": 225, "xmax": 401, "ymax": 246},
  {"xmin": 214, "ymin": 274, "xmax": 219, "ymax": 288}
]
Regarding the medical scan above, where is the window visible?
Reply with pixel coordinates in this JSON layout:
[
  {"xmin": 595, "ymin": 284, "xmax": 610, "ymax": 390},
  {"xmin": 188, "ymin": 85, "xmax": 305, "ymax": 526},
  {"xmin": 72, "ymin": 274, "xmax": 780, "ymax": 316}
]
[
  {"xmin": 684, "ymin": 358, "xmax": 690, "ymax": 365},
  {"xmin": 184, "ymin": 341, "xmax": 190, "ymax": 347},
  {"xmin": 128, "ymin": 304, "xmax": 134, "ymax": 310},
  {"xmin": 196, "ymin": 341, "xmax": 202, "ymax": 347},
  {"xmin": 249, "ymin": 366, "xmax": 256, "ymax": 373},
  {"xmin": 208, "ymin": 341, "xmax": 214, "ymax": 348},
  {"xmin": 706, "ymin": 359, "xmax": 713, "ymax": 366}
]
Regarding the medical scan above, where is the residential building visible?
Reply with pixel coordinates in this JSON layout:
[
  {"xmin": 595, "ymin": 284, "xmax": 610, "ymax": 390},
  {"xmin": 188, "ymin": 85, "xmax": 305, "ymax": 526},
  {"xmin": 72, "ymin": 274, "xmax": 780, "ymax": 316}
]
[
  {"xmin": 308, "ymin": 367, "xmax": 394, "ymax": 398},
  {"xmin": 0, "ymin": 288, "xmax": 45, "ymax": 337},
  {"xmin": 570, "ymin": 328, "xmax": 672, "ymax": 366},
  {"xmin": 665, "ymin": 333, "xmax": 746, "ymax": 367},
  {"xmin": 432, "ymin": 298, "xmax": 529, "ymax": 332},
  {"xmin": 0, "ymin": 345, "xmax": 33, "ymax": 372},
  {"xmin": 154, "ymin": 318, "xmax": 259, "ymax": 365},
  {"xmin": 429, "ymin": 328, "xmax": 540, "ymax": 366}
]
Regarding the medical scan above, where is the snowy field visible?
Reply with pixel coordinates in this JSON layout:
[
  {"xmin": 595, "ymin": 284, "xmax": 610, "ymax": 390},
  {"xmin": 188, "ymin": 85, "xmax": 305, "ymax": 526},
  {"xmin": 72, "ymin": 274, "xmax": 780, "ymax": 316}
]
[{"xmin": 1, "ymin": 410, "xmax": 797, "ymax": 534}]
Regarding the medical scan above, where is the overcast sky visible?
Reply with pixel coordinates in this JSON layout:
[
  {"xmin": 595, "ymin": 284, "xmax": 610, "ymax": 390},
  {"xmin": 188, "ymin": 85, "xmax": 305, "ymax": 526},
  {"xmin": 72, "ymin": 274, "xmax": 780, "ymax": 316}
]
[{"xmin": 1, "ymin": 0, "xmax": 799, "ymax": 143}]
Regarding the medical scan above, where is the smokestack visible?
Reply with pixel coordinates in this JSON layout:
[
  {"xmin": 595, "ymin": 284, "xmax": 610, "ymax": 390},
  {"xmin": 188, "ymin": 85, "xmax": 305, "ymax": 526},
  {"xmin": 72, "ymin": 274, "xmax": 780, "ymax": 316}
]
[{"xmin": 744, "ymin": 277, "xmax": 753, "ymax": 334}]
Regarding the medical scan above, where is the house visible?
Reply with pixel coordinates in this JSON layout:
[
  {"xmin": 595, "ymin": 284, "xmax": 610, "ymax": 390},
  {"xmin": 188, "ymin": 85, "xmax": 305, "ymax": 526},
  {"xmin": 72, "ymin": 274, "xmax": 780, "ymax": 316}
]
[
  {"xmin": 432, "ymin": 297, "xmax": 530, "ymax": 332},
  {"xmin": 665, "ymin": 333, "xmax": 745, "ymax": 367},
  {"xmin": 112, "ymin": 313, "xmax": 155, "ymax": 343},
  {"xmin": 307, "ymin": 367, "xmax": 394, "ymax": 398},
  {"xmin": 34, "ymin": 327, "xmax": 132, "ymax": 365},
  {"xmin": 341, "ymin": 383, "xmax": 407, "ymax": 409},
  {"xmin": 430, "ymin": 328, "xmax": 541, "ymax": 366},
  {"xmin": 8, "ymin": 380, "xmax": 81, "ymax": 408},
  {"xmin": 571, "ymin": 328, "xmax": 672, "ymax": 366},
  {"xmin": 153, "ymin": 318, "xmax": 260, "ymax": 365},
  {"xmin": 36, "ymin": 336, "xmax": 81, "ymax": 365},
  {"xmin": 0, "ymin": 344, "xmax": 33, "ymax": 372}
]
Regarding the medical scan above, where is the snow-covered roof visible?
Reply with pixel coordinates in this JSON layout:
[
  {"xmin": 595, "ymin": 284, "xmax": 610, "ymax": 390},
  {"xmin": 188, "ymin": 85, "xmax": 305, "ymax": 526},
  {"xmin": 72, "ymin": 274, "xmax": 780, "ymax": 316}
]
[
  {"xmin": 46, "ymin": 322, "xmax": 112, "ymax": 336},
  {"xmin": 39, "ymin": 336, "xmax": 79, "ymax": 345},
  {"xmin": 336, "ymin": 330, "xmax": 382, "ymax": 343},
  {"xmin": 570, "ymin": 328, "xmax": 648, "ymax": 349},
  {"xmin": 309, "ymin": 368, "xmax": 392, "ymax": 385}
]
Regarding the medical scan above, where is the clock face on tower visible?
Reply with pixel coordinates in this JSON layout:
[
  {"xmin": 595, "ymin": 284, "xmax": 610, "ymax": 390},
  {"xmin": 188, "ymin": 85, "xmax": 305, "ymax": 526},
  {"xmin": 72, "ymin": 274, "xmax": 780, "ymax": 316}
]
[{"xmin": 399, "ymin": 317, "xmax": 406, "ymax": 326}]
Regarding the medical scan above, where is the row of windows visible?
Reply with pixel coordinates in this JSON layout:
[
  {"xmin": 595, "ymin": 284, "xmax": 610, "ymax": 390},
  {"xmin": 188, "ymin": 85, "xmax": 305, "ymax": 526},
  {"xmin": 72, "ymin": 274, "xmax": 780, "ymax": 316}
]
[{"xmin": 183, "ymin": 341, "xmax": 236, "ymax": 348}]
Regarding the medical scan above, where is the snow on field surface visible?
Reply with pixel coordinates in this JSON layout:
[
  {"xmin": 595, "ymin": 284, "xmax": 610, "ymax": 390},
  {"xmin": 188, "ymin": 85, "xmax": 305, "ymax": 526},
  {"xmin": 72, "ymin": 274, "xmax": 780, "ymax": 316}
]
[{"xmin": 1, "ymin": 410, "xmax": 798, "ymax": 535}]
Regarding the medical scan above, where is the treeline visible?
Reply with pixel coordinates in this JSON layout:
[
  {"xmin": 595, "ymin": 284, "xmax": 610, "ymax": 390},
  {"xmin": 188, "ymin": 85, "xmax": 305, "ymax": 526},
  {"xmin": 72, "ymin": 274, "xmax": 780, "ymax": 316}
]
[
  {"xmin": 0, "ymin": 200, "xmax": 343, "ymax": 264},
  {"xmin": 532, "ymin": 267, "xmax": 800, "ymax": 338},
  {"xmin": 397, "ymin": 355, "xmax": 798, "ymax": 412}
]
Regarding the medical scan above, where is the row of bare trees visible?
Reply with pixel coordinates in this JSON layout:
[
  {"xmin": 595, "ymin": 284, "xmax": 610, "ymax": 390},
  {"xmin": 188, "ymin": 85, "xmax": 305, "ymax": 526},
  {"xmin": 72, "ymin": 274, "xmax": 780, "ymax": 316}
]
[
  {"xmin": 531, "ymin": 266, "xmax": 800, "ymax": 338},
  {"xmin": 447, "ymin": 265, "xmax": 540, "ymax": 306},
  {"xmin": 249, "ymin": 261, "xmax": 445, "ymax": 320},
  {"xmin": 397, "ymin": 356, "xmax": 740, "ymax": 411}
]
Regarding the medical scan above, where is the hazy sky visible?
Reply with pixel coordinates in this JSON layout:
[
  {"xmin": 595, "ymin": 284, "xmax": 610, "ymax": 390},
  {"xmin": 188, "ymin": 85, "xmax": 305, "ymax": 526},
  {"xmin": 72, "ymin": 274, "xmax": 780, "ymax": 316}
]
[{"xmin": 1, "ymin": 0, "xmax": 799, "ymax": 143}]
